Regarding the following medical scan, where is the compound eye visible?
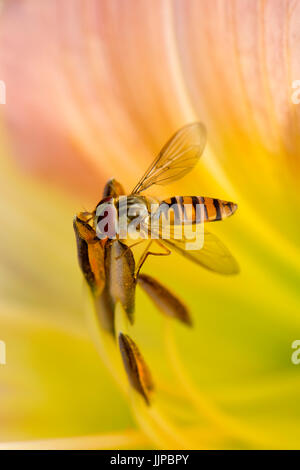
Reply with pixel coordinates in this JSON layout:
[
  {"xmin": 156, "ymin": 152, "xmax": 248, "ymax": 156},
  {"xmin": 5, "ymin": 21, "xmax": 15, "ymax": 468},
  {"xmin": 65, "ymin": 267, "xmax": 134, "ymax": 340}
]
[{"xmin": 95, "ymin": 200, "xmax": 117, "ymax": 239}]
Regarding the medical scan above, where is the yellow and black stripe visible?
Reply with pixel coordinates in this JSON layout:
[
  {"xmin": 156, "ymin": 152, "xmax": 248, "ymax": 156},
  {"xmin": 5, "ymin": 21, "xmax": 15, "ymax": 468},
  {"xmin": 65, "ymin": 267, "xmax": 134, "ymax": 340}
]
[{"xmin": 158, "ymin": 196, "xmax": 237, "ymax": 224}]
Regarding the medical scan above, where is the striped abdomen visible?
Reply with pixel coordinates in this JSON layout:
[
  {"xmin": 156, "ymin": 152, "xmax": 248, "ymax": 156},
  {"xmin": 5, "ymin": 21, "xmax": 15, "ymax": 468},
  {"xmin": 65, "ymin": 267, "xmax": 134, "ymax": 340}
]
[{"xmin": 158, "ymin": 196, "xmax": 237, "ymax": 224}]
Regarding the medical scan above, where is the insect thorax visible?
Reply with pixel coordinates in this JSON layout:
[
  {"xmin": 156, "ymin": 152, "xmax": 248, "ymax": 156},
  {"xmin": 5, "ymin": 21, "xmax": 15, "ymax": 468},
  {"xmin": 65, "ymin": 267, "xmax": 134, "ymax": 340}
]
[{"xmin": 94, "ymin": 195, "xmax": 155, "ymax": 240}]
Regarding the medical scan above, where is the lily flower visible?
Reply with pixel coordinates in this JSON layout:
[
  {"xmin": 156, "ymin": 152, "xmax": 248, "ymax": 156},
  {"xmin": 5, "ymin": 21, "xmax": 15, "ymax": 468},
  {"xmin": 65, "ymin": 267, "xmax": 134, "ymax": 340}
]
[{"xmin": 0, "ymin": 0, "xmax": 299, "ymax": 449}]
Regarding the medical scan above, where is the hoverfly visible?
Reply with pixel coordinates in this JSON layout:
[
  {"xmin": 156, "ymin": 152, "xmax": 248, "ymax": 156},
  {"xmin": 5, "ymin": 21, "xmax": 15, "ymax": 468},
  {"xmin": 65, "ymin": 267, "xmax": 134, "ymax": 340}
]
[{"xmin": 74, "ymin": 123, "xmax": 238, "ymax": 404}]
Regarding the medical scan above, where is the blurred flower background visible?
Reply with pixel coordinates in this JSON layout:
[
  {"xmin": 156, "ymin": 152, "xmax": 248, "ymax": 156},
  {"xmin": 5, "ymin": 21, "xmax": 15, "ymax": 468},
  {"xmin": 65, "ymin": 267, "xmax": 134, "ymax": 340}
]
[{"xmin": 0, "ymin": 0, "xmax": 300, "ymax": 449}]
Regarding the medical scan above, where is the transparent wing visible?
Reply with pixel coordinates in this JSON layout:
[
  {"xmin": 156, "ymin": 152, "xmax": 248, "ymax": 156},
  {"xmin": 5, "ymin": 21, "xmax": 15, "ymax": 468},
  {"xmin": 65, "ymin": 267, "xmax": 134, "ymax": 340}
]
[
  {"xmin": 162, "ymin": 231, "xmax": 239, "ymax": 275},
  {"xmin": 141, "ymin": 214, "xmax": 239, "ymax": 275},
  {"xmin": 131, "ymin": 122, "xmax": 206, "ymax": 194}
]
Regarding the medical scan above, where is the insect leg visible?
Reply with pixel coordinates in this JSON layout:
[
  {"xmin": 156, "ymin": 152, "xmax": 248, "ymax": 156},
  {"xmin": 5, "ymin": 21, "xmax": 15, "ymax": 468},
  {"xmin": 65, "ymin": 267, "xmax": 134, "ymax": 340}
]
[
  {"xmin": 135, "ymin": 241, "xmax": 171, "ymax": 278},
  {"xmin": 115, "ymin": 239, "xmax": 145, "ymax": 261},
  {"xmin": 154, "ymin": 240, "xmax": 172, "ymax": 256},
  {"xmin": 135, "ymin": 241, "xmax": 152, "ymax": 278}
]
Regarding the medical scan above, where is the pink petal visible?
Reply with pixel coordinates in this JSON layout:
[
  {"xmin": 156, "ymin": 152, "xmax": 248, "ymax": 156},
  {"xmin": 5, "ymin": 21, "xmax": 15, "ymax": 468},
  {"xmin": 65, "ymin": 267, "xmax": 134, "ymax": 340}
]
[{"xmin": 0, "ymin": 0, "xmax": 299, "ymax": 202}]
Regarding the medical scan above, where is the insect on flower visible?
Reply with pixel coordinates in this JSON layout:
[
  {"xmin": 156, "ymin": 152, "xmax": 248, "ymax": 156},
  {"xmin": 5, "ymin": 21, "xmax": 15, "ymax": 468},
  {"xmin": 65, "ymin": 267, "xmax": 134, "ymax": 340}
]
[{"xmin": 73, "ymin": 123, "xmax": 239, "ymax": 404}]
